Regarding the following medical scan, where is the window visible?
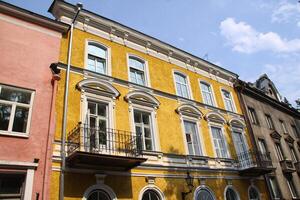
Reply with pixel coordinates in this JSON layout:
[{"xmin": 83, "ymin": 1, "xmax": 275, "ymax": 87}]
[
  {"xmin": 265, "ymin": 114, "xmax": 274, "ymax": 130},
  {"xmin": 248, "ymin": 107, "xmax": 259, "ymax": 125},
  {"xmin": 211, "ymin": 126, "xmax": 228, "ymax": 158},
  {"xmin": 0, "ymin": 85, "xmax": 34, "ymax": 135},
  {"xmin": 128, "ymin": 56, "xmax": 146, "ymax": 86},
  {"xmin": 142, "ymin": 190, "xmax": 161, "ymax": 200},
  {"xmin": 174, "ymin": 73, "xmax": 190, "ymax": 98},
  {"xmin": 195, "ymin": 188, "xmax": 215, "ymax": 200},
  {"xmin": 0, "ymin": 174, "xmax": 25, "ymax": 200},
  {"xmin": 87, "ymin": 189, "xmax": 111, "ymax": 200},
  {"xmin": 268, "ymin": 177, "xmax": 281, "ymax": 199},
  {"xmin": 134, "ymin": 110, "xmax": 155, "ymax": 151},
  {"xmin": 183, "ymin": 121, "xmax": 202, "ymax": 156},
  {"xmin": 274, "ymin": 143, "xmax": 284, "ymax": 161},
  {"xmin": 285, "ymin": 175, "xmax": 298, "ymax": 199},
  {"xmin": 249, "ymin": 186, "xmax": 260, "ymax": 200},
  {"xmin": 289, "ymin": 146, "xmax": 298, "ymax": 162},
  {"xmin": 225, "ymin": 188, "xmax": 238, "ymax": 200},
  {"xmin": 258, "ymin": 139, "xmax": 267, "ymax": 155},
  {"xmin": 87, "ymin": 43, "xmax": 107, "ymax": 74},
  {"xmin": 291, "ymin": 125, "xmax": 299, "ymax": 138},
  {"xmin": 200, "ymin": 82, "xmax": 215, "ymax": 106},
  {"xmin": 222, "ymin": 90, "xmax": 235, "ymax": 112},
  {"xmin": 279, "ymin": 120, "xmax": 287, "ymax": 134}
]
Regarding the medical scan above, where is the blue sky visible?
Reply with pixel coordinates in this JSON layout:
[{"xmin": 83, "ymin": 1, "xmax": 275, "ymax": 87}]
[{"xmin": 6, "ymin": 0, "xmax": 300, "ymax": 105}]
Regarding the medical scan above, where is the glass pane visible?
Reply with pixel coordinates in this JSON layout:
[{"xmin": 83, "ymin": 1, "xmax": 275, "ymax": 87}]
[
  {"xmin": 97, "ymin": 104, "xmax": 106, "ymax": 117},
  {"xmin": 175, "ymin": 73, "xmax": 186, "ymax": 84},
  {"xmin": 0, "ymin": 87, "xmax": 31, "ymax": 104},
  {"xmin": 12, "ymin": 106, "xmax": 29, "ymax": 133},
  {"xmin": 0, "ymin": 174, "xmax": 24, "ymax": 195},
  {"xmin": 96, "ymin": 59, "xmax": 106, "ymax": 74},
  {"xmin": 136, "ymin": 72, "xmax": 145, "ymax": 85},
  {"xmin": 130, "ymin": 70, "xmax": 137, "ymax": 83},
  {"xmin": 135, "ymin": 126, "xmax": 142, "ymax": 135},
  {"xmin": 198, "ymin": 189, "xmax": 214, "ymax": 200},
  {"xmin": 98, "ymin": 119, "xmax": 106, "ymax": 132},
  {"xmin": 129, "ymin": 57, "xmax": 144, "ymax": 70},
  {"xmin": 176, "ymin": 83, "xmax": 183, "ymax": 97},
  {"xmin": 88, "ymin": 44, "xmax": 106, "ymax": 58},
  {"xmin": 144, "ymin": 128, "xmax": 151, "ymax": 138},
  {"xmin": 0, "ymin": 104, "xmax": 11, "ymax": 131},
  {"xmin": 142, "ymin": 114, "xmax": 149, "ymax": 124},
  {"xmin": 226, "ymin": 189, "xmax": 237, "ymax": 200},
  {"xmin": 181, "ymin": 85, "xmax": 189, "ymax": 98},
  {"xmin": 87, "ymin": 55, "xmax": 96, "ymax": 71},
  {"xmin": 134, "ymin": 112, "xmax": 141, "ymax": 123},
  {"xmin": 90, "ymin": 117, "xmax": 96, "ymax": 128},
  {"xmin": 186, "ymin": 134, "xmax": 192, "ymax": 143},
  {"xmin": 88, "ymin": 102, "xmax": 96, "ymax": 115},
  {"xmin": 201, "ymin": 82, "xmax": 210, "ymax": 92},
  {"xmin": 145, "ymin": 139, "xmax": 152, "ymax": 150}
]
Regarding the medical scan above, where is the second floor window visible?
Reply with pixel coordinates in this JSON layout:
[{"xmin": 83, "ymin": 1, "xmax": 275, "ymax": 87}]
[
  {"xmin": 174, "ymin": 73, "xmax": 190, "ymax": 98},
  {"xmin": 200, "ymin": 82, "xmax": 215, "ymax": 106},
  {"xmin": 258, "ymin": 139, "xmax": 268, "ymax": 154},
  {"xmin": 289, "ymin": 146, "xmax": 298, "ymax": 162},
  {"xmin": 134, "ymin": 110, "xmax": 154, "ymax": 151},
  {"xmin": 248, "ymin": 107, "xmax": 259, "ymax": 125},
  {"xmin": 222, "ymin": 90, "xmax": 235, "ymax": 112},
  {"xmin": 211, "ymin": 126, "xmax": 228, "ymax": 158},
  {"xmin": 279, "ymin": 120, "xmax": 288, "ymax": 134},
  {"xmin": 87, "ymin": 43, "xmax": 107, "ymax": 74},
  {"xmin": 129, "ymin": 56, "xmax": 146, "ymax": 85},
  {"xmin": 274, "ymin": 142, "xmax": 284, "ymax": 161},
  {"xmin": 183, "ymin": 121, "xmax": 202, "ymax": 156},
  {"xmin": 0, "ymin": 85, "xmax": 34, "ymax": 135},
  {"xmin": 291, "ymin": 125, "xmax": 299, "ymax": 138},
  {"xmin": 265, "ymin": 114, "xmax": 274, "ymax": 130}
]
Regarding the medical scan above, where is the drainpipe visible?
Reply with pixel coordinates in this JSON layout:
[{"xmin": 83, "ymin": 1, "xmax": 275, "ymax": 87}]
[{"xmin": 59, "ymin": 3, "xmax": 82, "ymax": 200}]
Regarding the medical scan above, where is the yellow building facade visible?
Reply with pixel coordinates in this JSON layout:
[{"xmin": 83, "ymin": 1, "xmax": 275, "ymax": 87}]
[{"xmin": 49, "ymin": 1, "xmax": 271, "ymax": 200}]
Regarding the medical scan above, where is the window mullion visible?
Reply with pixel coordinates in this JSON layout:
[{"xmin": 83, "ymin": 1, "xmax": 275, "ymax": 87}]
[{"xmin": 8, "ymin": 103, "xmax": 16, "ymax": 132}]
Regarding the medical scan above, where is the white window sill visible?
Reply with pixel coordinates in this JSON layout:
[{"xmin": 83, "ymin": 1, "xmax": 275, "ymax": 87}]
[{"xmin": 0, "ymin": 131, "xmax": 29, "ymax": 138}]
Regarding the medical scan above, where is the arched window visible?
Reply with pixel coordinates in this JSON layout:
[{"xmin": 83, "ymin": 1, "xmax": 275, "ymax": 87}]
[
  {"xmin": 200, "ymin": 82, "xmax": 215, "ymax": 106},
  {"xmin": 225, "ymin": 188, "xmax": 239, "ymax": 200},
  {"xmin": 195, "ymin": 188, "xmax": 215, "ymax": 200},
  {"xmin": 87, "ymin": 42, "xmax": 107, "ymax": 74},
  {"xmin": 87, "ymin": 189, "xmax": 111, "ymax": 200},
  {"xmin": 128, "ymin": 56, "xmax": 146, "ymax": 86},
  {"xmin": 221, "ymin": 89, "xmax": 235, "ymax": 112},
  {"xmin": 248, "ymin": 186, "xmax": 260, "ymax": 200},
  {"xmin": 174, "ymin": 72, "xmax": 190, "ymax": 99},
  {"xmin": 142, "ymin": 189, "xmax": 161, "ymax": 200}
]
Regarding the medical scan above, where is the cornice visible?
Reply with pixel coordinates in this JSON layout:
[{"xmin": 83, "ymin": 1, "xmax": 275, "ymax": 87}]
[{"xmin": 48, "ymin": 0, "xmax": 238, "ymax": 82}]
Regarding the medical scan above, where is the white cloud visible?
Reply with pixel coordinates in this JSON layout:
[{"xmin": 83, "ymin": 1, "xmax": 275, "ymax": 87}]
[
  {"xmin": 272, "ymin": 1, "xmax": 300, "ymax": 24},
  {"xmin": 220, "ymin": 18, "xmax": 300, "ymax": 53},
  {"xmin": 297, "ymin": 21, "xmax": 300, "ymax": 27}
]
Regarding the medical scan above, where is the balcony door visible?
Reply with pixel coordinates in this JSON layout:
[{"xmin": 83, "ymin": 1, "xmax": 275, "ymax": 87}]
[
  {"xmin": 86, "ymin": 100, "xmax": 109, "ymax": 153},
  {"xmin": 232, "ymin": 131, "xmax": 249, "ymax": 167}
]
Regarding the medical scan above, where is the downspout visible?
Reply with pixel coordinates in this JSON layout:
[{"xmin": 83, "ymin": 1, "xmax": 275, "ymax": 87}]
[{"xmin": 59, "ymin": 3, "xmax": 82, "ymax": 200}]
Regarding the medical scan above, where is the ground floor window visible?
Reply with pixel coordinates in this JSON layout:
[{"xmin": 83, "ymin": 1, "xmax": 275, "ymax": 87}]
[
  {"xmin": 267, "ymin": 176, "xmax": 281, "ymax": 199},
  {"xmin": 142, "ymin": 189, "xmax": 161, "ymax": 200},
  {"xmin": 225, "ymin": 188, "xmax": 239, "ymax": 200},
  {"xmin": 248, "ymin": 186, "xmax": 260, "ymax": 200},
  {"xmin": 0, "ymin": 173, "xmax": 25, "ymax": 200},
  {"xmin": 195, "ymin": 188, "xmax": 215, "ymax": 200}
]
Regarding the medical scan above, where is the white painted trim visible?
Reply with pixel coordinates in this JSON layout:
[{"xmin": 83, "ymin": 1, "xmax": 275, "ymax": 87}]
[
  {"xmin": 228, "ymin": 118, "xmax": 246, "ymax": 128},
  {"xmin": 248, "ymin": 185, "xmax": 261, "ymax": 200},
  {"xmin": 176, "ymin": 103, "xmax": 203, "ymax": 119},
  {"xmin": 82, "ymin": 184, "xmax": 117, "ymax": 200},
  {"xmin": 125, "ymin": 90, "xmax": 160, "ymax": 108},
  {"xmin": 220, "ymin": 87, "xmax": 237, "ymax": 113},
  {"xmin": 224, "ymin": 185, "xmax": 241, "ymax": 200},
  {"xmin": 138, "ymin": 185, "xmax": 165, "ymax": 200},
  {"xmin": 0, "ymin": 160, "xmax": 38, "ymax": 168},
  {"xmin": 172, "ymin": 69, "xmax": 194, "ymax": 100},
  {"xmin": 194, "ymin": 185, "xmax": 216, "ymax": 200},
  {"xmin": 23, "ymin": 169, "xmax": 34, "ymax": 200},
  {"xmin": 84, "ymin": 39, "xmax": 112, "ymax": 76},
  {"xmin": 205, "ymin": 111, "xmax": 227, "ymax": 124},
  {"xmin": 199, "ymin": 80, "xmax": 218, "ymax": 108},
  {"xmin": 126, "ymin": 53, "xmax": 151, "ymax": 87}
]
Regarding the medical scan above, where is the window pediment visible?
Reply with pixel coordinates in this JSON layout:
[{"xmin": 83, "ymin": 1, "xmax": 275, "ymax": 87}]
[
  {"xmin": 125, "ymin": 90, "xmax": 160, "ymax": 108},
  {"xmin": 77, "ymin": 78, "xmax": 120, "ymax": 98},
  {"xmin": 205, "ymin": 111, "xmax": 226, "ymax": 124},
  {"xmin": 284, "ymin": 135, "xmax": 294, "ymax": 144},
  {"xmin": 270, "ymin": 131, "xmax": 281, "ymax": 141},
  {"xmin": 228, "ymin": 118, "xmax": 245, "ymax": 128},
  {"xmin": 176, "ymin": 104, "xmax": 203, "ymax": 119}
]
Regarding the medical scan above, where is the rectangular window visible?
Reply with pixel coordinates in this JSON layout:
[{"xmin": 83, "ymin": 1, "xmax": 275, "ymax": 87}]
[
  {"xmin": 174, "ymin": 73, "xmax": 190, "ymax": 98},
  {"xmin": 211, "ymin": 126, "xmax": 228, "ymax": 158},
  {"xmin": 222, "ymin": 90, "xmax": 235, "ymax": 112},
  {"xmin": 268, "ymin": 176, "xmax": 281, "ymax": 199},
  {"xmin": 0, "ymin": 85, "xmax": 34, "ymax": 135},
  {"xmin": 285, "ymin": 175, "xmax": 298, "ymax": 198},
  {"xmin": 279, "ymin": 120, "xmax": 288, "ymax": 134},
  {"xmin": 248, "ymin": 107, "xmax": 259, "ymax": 125},
  {"xmin": 0, "ymin": 173, "xmax": 25, "ymax": 199},
  {"xmin": 200, "ymin": 82, "xmax": 215, "ymax": 106},
  {"xmin": 183, "ymin": 121, "xmax": 202, "ymax": 156},
  {"xmin": 291, "ymin": 125, "xmax": 299, "ymax": 138},
  {"xmin": 87, "ymin": 43, "xmax": 107, "ymax": 74},
  {"xmin": 265, "ymin": 114, "xmax": 274, "ymax": 129},
  {"xmin": 274, "ymin": 143, "xmax": 284, "ymax": 161},
  {"xmin": 258, "ymin": 139, "xmax": 267, "ymax": 154},
  {"xmin": 134, "ymin": 110, "xmax": 154, "ymax": 151},
  {"xmin": 289, "ymin": 146, "xmax": 298, "ymax": 162},
  {"xmin": 129, "ymin": 56, "xmax": 146, "ymax": 86}
]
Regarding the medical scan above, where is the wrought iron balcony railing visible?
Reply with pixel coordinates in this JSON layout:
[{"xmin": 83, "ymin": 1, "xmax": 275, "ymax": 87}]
[{"xmin": 67, "ymin": 123, "xmax": 143, "ymax": 157}]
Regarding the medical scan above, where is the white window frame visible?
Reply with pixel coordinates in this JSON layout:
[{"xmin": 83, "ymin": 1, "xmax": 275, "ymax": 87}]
[
  {"xmin": 230, "ymin": 126, "xmax": 249, "ymax": 155},
  {"xmin": 289, "ymin": 146, "xmax": 298, "ymax": 162},
  {"xmin": 208, "ymin": 122, "xmax": 231, "ymax": 159},
  {"xmin": 279, "ymin": 119, "xmax": 288, "ymax": 134},
  {"xmin": 248, "ymin": 185, "xmax": 261, "ymax": 200},
  {"xmin": 172, "ymin": 70, "xmax": 193, "ymax": 99},
  {"xmin": 127, "ymin": 54, "xmax": 151, "ymax": 87},
  {"xmin": 84, "ymin": 40, "xmax": 111, "ymax": 76},
  {"xmin": 224, "ymin": 185, "xmax": 240, "ymax": 200},
  {"xmin": 82, "ymin": 183, "xmax": 117, "ymax": 200},
  {"xmin": 0, "ymin": 84, "xmax": 35, "ymax": 137},
  {"xmin": 129, "ymin": 103, "xmax": 160, "ymax": 152},
  {"xmin": 285, "ymin": 176, "xmax": 298, "ymax": 199},
  {"xmin": 265, "ymin": 114, "xmax": 274, "ymax": 130},
  {"xmin": 220, "ymin": 88, "xmax": 236, "ymax": 112},
  {"xmin": 247, "ymin": 107, "xmax": 259, "ymax": 125},
  {"xmin": 194, "ymin": 186, "xmax": 216, "ymax": 200},
  {"xmin": 274, "ymin": 142, "xmax": 284, "ymax": 161},
  {"xmin": 138, "ymin": 185, "xmax": 165, "ymax": 200},
  {"xmin": 199, "ymin": 80, "xmax": 217, "ymax": 107}
]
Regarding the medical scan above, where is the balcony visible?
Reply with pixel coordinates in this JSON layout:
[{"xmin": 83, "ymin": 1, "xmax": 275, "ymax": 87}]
[
  {"xmin": 66, "ymin": 123, "xmax": 147, "ymax": 171},
  {"xmin": 295, "ymin": 162, "xmax": 300, "ymax": 174},
  {"xmin": 237, "ymin": 150, "xmax": 275, "ymax": 176},
  {"xmin": 280, "ymin": 159, "xmax": 296, "ymax": 173}
]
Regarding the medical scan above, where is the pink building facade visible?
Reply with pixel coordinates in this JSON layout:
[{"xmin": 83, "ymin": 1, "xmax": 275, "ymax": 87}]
[{"xmin": 0, "ymin": 2, "xmax": 68, "ymax": 199}]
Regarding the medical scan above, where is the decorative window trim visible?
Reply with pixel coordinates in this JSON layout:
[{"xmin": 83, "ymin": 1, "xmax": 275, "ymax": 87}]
[
  {"xmin": 138, "ymin": 185, "xmax": 165, "ymax": 200},
  {"xmin": 224, "ymin": 185, "xmax": 240, "ymax": 200},
  {"xmin": 82, "ymin": 184, "xmax": 117, "ymax": 200},
  {"xmin": 127, "ymin": 53, "xmax": 151, "ymax": 87},
  {"xmin": 0, "ymin": 84, "xmax": 35, "ymax": 137},
  {"xmin": 125, "ymin": 90, "xmax": 160, "ymax": 109},
  {"xmin": 270, "ymin": 130, "xmax": 282, "ymax": 142},
  {"xmin": 205, "ymin": 111, "xmax": 226, "ymax": 124},
  {"xmin": 176, "ymin": 103, "xmax": 203, "ymax": 119},
  {"xmin": 172, "ymin": 70, "xmax": 193, "ymax": 100},
  {"xmin": 199, "ymin": 80, "xmax": 218, "ymax": 107},
  {"xmin": 248, "ymin": 185, "xmax": 261, "ymax": 200},
  {"xmin": 228, "ymin": 118, "xmax": 246, "ymax": 129},
  {"xmin": 84, "ymin": 39, "xmax": 112, "ymax": 76},
  {"xmin": 220, "ymin": 88, "xmax": 236, "ymax": 113},
  {"xmin": 208, "ymin": 123, "xmax": 231, "ymax": 159},
  {"xmin": 194, "ymin": 186, "xmax": 216, "ymax": 200}
]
